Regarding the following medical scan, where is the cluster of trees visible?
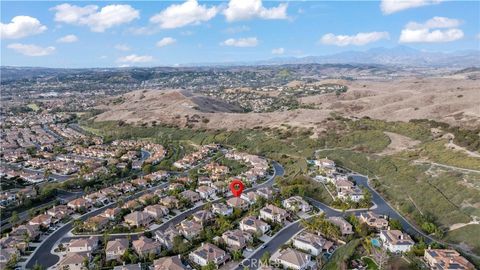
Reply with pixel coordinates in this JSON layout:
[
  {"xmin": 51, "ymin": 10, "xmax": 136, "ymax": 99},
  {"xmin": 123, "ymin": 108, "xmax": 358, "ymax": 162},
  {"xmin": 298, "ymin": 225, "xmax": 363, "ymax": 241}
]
[{"xmin": 301, "ymin": 214, "xmax": 341, "ymax": 240}]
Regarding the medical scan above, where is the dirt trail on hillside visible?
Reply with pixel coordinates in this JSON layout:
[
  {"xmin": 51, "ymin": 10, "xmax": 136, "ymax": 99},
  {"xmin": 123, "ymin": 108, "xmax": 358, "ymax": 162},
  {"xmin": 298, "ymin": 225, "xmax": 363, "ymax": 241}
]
[{"xmin": 378, "ymin": 132, "xmax": 421, "ymax": 156}]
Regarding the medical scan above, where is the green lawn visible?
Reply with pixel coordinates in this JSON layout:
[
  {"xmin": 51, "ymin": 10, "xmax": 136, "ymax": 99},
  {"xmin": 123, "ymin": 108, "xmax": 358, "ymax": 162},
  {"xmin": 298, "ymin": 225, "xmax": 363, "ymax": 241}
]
[
  {"xmin": 323, "ymin": 239, "xmax": 361, "ymax": 270},
  {"xmin": 362, "ymin": 256, "xmax": 379, "ymax": 270}
]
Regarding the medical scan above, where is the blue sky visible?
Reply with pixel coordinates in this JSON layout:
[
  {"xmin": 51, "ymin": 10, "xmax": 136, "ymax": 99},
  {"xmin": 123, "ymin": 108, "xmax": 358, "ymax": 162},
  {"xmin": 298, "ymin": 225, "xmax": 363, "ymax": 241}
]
[{"xmin": 1, "ymin": 0, "xmax": 479, "ymax": 67}]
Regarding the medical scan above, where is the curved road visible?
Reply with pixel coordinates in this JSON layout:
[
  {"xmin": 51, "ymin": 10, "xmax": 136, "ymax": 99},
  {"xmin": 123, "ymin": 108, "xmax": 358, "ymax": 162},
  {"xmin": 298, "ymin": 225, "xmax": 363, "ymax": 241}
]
[
  {"xmin": 237, "ymin": 173, "xmax": 438, "ymax": 270},
  {"xmin": 27, "ymin": 159, "xmax": 441, "ymax": 270},
  {"xmin": 26, "ymin": 160, "xmax": 283, "ymax": 269},
  {"xmin": 25, "ymin": 182, "xmax": 169, "ymax": 269}
]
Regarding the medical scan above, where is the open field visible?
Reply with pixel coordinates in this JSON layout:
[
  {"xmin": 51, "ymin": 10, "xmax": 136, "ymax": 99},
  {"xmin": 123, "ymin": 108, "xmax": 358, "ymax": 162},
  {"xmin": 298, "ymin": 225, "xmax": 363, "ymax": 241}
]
[
  {"xmin": 445, "ymin": 224, "xmax": 480, "ymax": 255},
  {"xmin": 95, "ymin": 75, "xmax": 480, "ymax": 130}
]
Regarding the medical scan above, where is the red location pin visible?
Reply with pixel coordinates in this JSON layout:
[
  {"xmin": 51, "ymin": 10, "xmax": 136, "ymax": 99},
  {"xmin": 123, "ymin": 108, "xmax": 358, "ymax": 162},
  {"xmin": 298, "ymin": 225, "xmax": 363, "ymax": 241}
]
[{"xmin": 229, "ymin": 179, "xmax": 244, "ymax": 197}]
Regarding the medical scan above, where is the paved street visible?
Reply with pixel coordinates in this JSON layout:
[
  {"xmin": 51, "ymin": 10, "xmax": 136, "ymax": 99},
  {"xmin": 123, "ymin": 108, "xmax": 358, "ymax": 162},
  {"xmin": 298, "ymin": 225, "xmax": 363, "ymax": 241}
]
[
  {"xmin": 236, "ymin": 173, "xmax": 437, "ymax": 270},
  {"xmin": 26, "ymin": 160, "xmax": 283, "ymax": 269},
  {"xmin": 25, "ymin": 182, "xmax": 169, "ymax": 269},
  {"xmin": 25, "ymin": 160, "xmax": 439, "ymax": 270}
]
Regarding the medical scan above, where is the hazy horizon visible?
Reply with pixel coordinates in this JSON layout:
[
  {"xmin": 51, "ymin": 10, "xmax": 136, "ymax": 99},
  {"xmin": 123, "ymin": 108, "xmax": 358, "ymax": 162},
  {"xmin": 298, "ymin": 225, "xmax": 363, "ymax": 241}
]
[{"xmin": 1, "ymin": 0, "xmax": 479, "ymax": 68}]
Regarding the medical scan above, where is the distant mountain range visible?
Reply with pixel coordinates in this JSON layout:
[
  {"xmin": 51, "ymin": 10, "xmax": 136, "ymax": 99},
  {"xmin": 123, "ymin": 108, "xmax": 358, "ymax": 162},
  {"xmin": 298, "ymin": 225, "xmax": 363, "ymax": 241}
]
[
  {"xmin": 185, "ymin": 46, "xmax": 480, "ymax": 68},
  {"xmin": 1, "ymin": 46, "xmax": 479, "ymax": 72}
]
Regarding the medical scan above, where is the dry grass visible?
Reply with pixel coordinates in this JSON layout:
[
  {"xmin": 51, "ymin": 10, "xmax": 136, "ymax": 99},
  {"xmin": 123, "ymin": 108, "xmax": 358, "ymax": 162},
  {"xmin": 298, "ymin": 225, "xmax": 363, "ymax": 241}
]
[{"xmin": 95, "ymin": 76, "xmax": 480, "ymax": 131}]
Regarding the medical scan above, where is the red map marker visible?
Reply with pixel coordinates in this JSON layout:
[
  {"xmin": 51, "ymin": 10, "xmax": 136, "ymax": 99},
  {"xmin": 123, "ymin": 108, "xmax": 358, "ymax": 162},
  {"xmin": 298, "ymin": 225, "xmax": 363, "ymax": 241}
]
[{"xmin": 229, "ymin": 179, "xmax": 244, "ymax": 197}]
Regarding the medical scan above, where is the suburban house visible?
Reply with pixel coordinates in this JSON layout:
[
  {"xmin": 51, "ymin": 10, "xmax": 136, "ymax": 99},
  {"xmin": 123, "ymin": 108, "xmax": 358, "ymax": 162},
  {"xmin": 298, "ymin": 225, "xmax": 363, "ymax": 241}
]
[
  {"xmin": 270, "ymin": 248, "xmax": 315, "ymax": 270},
  {"xmin": 359, "ymin": 212, "xmax": 389, "ymax": 230},
  {"xmin": 67, "ymin": 198, "xmax": 91, "ymax": 211},
  {"xmin": 160, "ymin": 196, "xmax": 180, "ymax": 209},
  {"xmin": 180, "ymin": 190, "xmax": 201, "ymax": 204},
  {"xmin": 122, "ymin": 200, "xmax": 141, "ymax": 210},
  {"xmin": 178, "ymin": 219, "xmax": 203, "ymax": 240},
  {"xmin": 239, "ymin": 216, "xmax": 270, "ymax": 236},
  {"xmin": 154, "ymin": 226, "xmax": 180, "ymax": 250},
  {"xmin": 221, "ymin": 229, "xmax": 252, "ymax": 251},
  {"xmin": 256, "ymin": 187, "xmax": 275, "ymax": 200},
  {"xmin": 192, "ymin": 210, "xmax": 214, "ymax": 225},
  {"xmin": 138, "ymin": 193, "xmax": 155, "ymax": 205},
  {"xmin": 240, "ymin": 191, "xmax": 259, "ymax": 205},
  {"xmin": 85, "ymin": 192, "xmax": 109, "ymax": 205},
  {"xmin": 315, "ymin": 158, "xmax": 335, "ymax": 169},
  {"xmin": 0, "ymin": 247, "xmax": 19, "ymax": 267},
  {"xmin": 328, "ymin": 217, "xmax": 353, "ymax": 235},
  {"xmin": 29, "ymin": 214, "xmax": 52, "ymax": 228},
  {"xmin": 189, "ymin": 243, "xmax": 230, "ymax": 268},
  {"xmin": 58, "ymin": 252, "xmax": 89, "ymax": 270},
  {"xmin": 101, "ymin": 208, "xmax": 121, "ymax": 220},
  {"xmin": 124, "ymin": 211, "xmax": 153, "ymax": 227},
  {"xmin": 260, "ymin": 204, "xmax": 288, "ymax": 223},
  {"xmin": 85, "ymin": 215, "xmax": 109, "ymax": 231},
  {"xmin": 282, "ymin": 196, "xmax": 311, "ymax": 212},
  {"xmin": 132, "ymin": 236, "xmax": 161, "ymax": 257},
  {"xmin": 379, "ymin": 230, "xmax": 415, "ymax": 253},
  {"xmin": 226, "ymin": 197, "xmax": 249, "ymax": 210},
  {"xmin": 144, "ymin": 204, "xmax": 169, "ymax": 220},
  {"xmin": 292, "ymin": 231, "xmax": 334, "ymax": 256},
  {"xmin": 211, "ymin": 202, "xmax": 233, "ymax": 216},
  {"xmin": 105, "ymin": 238, "xmax": 129, "ymax": 262},
  {"xmin": 67, "ymin": 236, "xmax": 99, "ymax": 254},
  {"xmin": 424, "ymin": 248, "xmax": 475, "ymax": 270},
  {"xmin": 153, "ymin": 255, "xmax": 186, "ymax": 270},
  {"xmin": 11, "ymin": 224, "xmax": 40, "ymax": 240},
  {"xmin": 47, "ymin": 205, "xmax": 71, "ymax": 221},
  {"xmin": 196, "ymin": 185, "xmax": 216, "ymax": 199}
]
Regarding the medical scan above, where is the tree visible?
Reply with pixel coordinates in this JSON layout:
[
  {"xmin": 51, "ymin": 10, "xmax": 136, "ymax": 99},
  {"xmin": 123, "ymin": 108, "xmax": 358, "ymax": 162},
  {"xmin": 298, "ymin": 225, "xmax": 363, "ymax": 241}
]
[
  {"xmin": 142, "ymin": 164, "xmax": 153, "ymax": 174},
  {"xmin": 11, "ymin": 211, "xmax": 20, "ymax": 225},
  {"xmin": 6, "ymin": 253, "xmax": 19, "ymax": 269},
  {"xmin": 260, "ymin": 251, "xmax": 270, "ymax": 264},
  {"xmin": 389, "ymin": 218, "xmax": 402, "ymax": 230},
  {"xmin": 148, "ymin": 252, "xmax": 156, "ymax": 262},
  {"xmin": 28, "ymin": 208, "xmax": 36, "ymax": 219},
  {"xmin": 232, "ymin": 250, "xmax": 243, "ymax": 261},
  {"xmin": 202, "ymin": 261, "xmax": 217, "ymax": 270}
]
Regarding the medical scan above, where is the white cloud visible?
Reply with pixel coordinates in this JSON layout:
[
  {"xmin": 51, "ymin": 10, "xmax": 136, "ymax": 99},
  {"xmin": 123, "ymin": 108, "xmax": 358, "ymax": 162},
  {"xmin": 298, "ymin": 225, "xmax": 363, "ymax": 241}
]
[
  {"xmin": 399, "ymin": 17, "xmax": 464, "ymax": 43},
  {"xmin": 114, "ymin": 44, "xmax": 131, "ymax": 51},
  {"xmin": 51, "ymin": 3, "xmax": 139, "ymax": 32},
  {"xmin": 117, "ymin": 54, "xmax": 153, "ymax": 63},
  {"xmin": 57, "ymin": 34, "xmax": 78, "ymax": 43},
  {"xmin": 400, "ymin": 28, "xmax": 463, "ymax": 43},
  {"xmin": 221, "ymin": 37, "xmax": 258, "ymax": 47},
  {"xmin": 1, "ymin": 16, "xmax": 47, "ymax": 39},
  {"xmin": 271, "ymin": 48, "xmax": 285, "ymax": 55},
  {"xmin": 7, "ymin": 43, "xmax": 55, "ymax": 56},
  {"xmin": 150, "ymin": 0, "xmax": 218, "ymax": 29},
  {"xmin": 320, "ymin": 32, "xmax": 389, "ymax": 46},
  {"xmin": 156, "ymin": 37, "xmax": 176, "ymax": 48},
  {"xmin": 225, "ymin": 25, "xmax": 250, "ymax": 34},
  {"xmin": 406, "ymin": 16, "xmax": 461, "ymax": 30},
  {"xmin": 381, "ymin": 0, "xmax": 443, "ymax": 14},
  {"xmin": 224, "ymin": 0, "xmax": 288, "ymax": 22}
]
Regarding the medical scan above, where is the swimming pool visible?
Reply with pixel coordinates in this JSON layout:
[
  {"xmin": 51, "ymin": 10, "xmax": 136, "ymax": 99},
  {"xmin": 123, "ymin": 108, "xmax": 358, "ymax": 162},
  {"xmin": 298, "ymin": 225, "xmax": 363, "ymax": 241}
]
[{"xmin": 371, "ymin": 238, "xmax": 381, "ymax": 247}]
